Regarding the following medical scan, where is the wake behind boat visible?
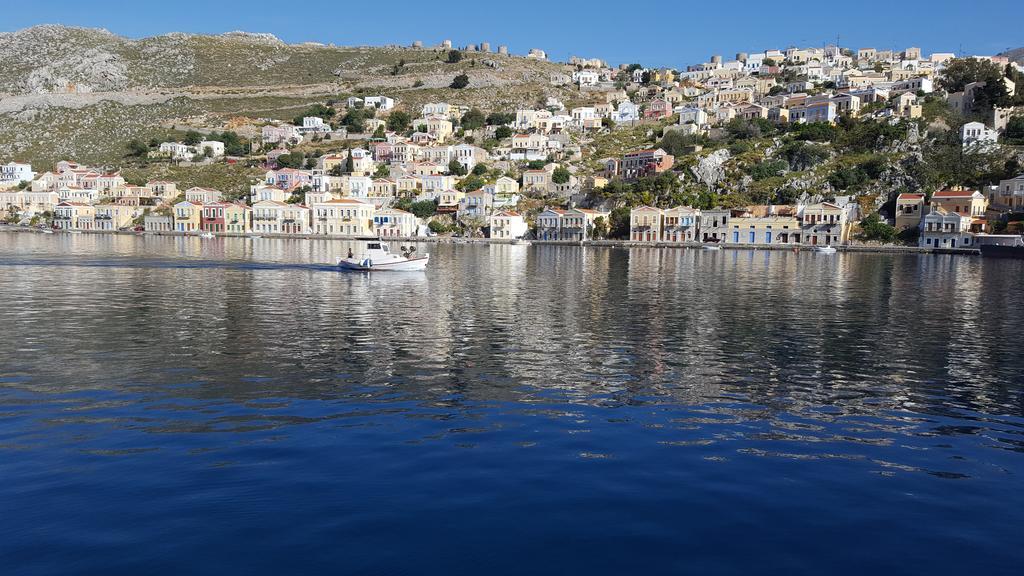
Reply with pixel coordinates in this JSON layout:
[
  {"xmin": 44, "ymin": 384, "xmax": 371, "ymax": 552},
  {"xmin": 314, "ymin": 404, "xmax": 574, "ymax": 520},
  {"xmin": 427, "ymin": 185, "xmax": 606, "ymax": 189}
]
[{"xmin": 338, "ymin": 242, "xmax": 429, "ymax": 272}]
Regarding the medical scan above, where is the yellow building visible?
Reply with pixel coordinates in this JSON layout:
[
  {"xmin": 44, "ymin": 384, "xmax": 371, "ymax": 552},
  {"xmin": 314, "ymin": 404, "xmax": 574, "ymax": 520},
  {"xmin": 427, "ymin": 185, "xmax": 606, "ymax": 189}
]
[
  {"xmin": 54, "ymin": 202, "xmax": 95, "ymax": 230},
  {"xmin": 563, "ymin": 208, "xmax": 609, "ymax": 241},
  {"xmin": 630, "ymin": 206, "xmax": 663, "ymax": 242},
  {"xmin": 173, "ymin": 200, "xmax": 202, "ymax": 232},
  {"xmin": 930, "ymin": 189, "xmax": 987, "ymax": 219},
  {"xmin": 726, "ymin": 207, "xmax": 802, "ymax": 245},
  {"xmin": 895, "ymin": 193, "xmax": 926, "ymax": 231},
  {"xmin": 801, "ymin": 202, "xmax": 851, "ymax": 245},
  {"xmin": 94, "ymin": 204, "xmax": 137, "ymax": 231},
  {"xmin": 312, "ymin": 198, "xmax": 374, "ymax": 236},
  {"xmin": 663, "ymin": 206, "xmax": 700, "ymax": 242},
  {"xmin": 224, "ymin": 202, "xmax": 252, "ymax": 234}
]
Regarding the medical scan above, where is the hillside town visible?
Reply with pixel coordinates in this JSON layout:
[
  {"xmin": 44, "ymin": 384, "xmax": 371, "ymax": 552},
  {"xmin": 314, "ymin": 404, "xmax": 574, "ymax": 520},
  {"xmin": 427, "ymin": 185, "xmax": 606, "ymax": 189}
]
[{"xmin": 2, "ymin": 39, "xmax": 1024, "ymax": 250}]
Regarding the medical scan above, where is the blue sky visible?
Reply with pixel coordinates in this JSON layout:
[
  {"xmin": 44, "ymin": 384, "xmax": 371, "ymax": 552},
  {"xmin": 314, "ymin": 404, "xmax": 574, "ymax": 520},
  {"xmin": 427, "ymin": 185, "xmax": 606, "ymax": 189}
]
[{"xmin": 5, "ymin": 0, "xmax": 1023, "ymax": 68}]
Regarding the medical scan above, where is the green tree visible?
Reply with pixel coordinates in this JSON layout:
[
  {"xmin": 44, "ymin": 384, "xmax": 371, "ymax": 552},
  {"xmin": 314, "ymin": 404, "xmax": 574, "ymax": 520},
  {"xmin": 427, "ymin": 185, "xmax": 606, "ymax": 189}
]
[
  {"xmin": 293, "ymin": 103, "xmax": 336, "ymax": 126},
  {"xmin": 938, "ymin": 57, "xmax": 1005, "ymax": 93},
  {"xmin": 461, "ymin": 108, "xmax": 486, "ymax": 130},
  {"xmin": 779, "ymin": 141, "xmax": 829, "ymax": 171},
  {"xmin": 276, "ymin": 152, "xmax": 304, "ymax": 168},
  {"xmin": 857, "ymin": 213, "xmax": 897, "ymax": 242},
  {"xmin": 591, "ymin": 216, "xmax": 609, "ymax": 239},
  {"xmin": 495, "ymin": 126, "xmax": 513, "ymax": 139},
  {"xmin": 749, "ymin": 159, "xmax": 787, "ymax": 181},
  {"xmin": 126, "ymin": 138, "xmax": 149, "ymax": 157},
  {"xmin": 374, "ymin": 163, "xmax": 390, "ymax": 177},
  {"xmin": 608, "ymin": 207, "xmax": 631, "ymax": 239},
  {"xmin": 789, "ymin": 122, "xmax": 836, "ymax": 142},
  {"xmin": 410, "ymin": 200, "xmax": 438, "ymax": 219},
  {"xmin": 446, "ymin": 50, "xmax": 463, "ymax": 63},
  {"xmin": 456, "ymin": 175, "xmax": 485, "ymax": 191},
  {"xmin": 1002, "ymin": 116, "xmax": 1024, "ymax": 144},
  {"xmin": 387, "ymin": 110, "xmax": 411, "ymax": 132},
  {"xmin": 184, "ymin": 131, "xmax": 202, "ymax": 145},
  {"xmin": 486, "ymin": 111, "xmax": 515, "ymax": 125},
  {"xmin": 448, "ymin": 159, "xmax": 468, "ymax": 176},
  {"xmin": 552, "ymin": 166, "xmax": 571, "ymax": 184},
  {"xmin": 658, "ymin": 130, "xmax": 700, "ymax": 157},
  {"xmin": 450, "ymin": 74, "xmax": 470, "ymax": 89},
  {"xmin": 938, "ymin": 58, "xmax": 1009, "ymax": 113},
  {"xmin": 471, "ymin": 163, "xmax": 488, "ymax": 176}
]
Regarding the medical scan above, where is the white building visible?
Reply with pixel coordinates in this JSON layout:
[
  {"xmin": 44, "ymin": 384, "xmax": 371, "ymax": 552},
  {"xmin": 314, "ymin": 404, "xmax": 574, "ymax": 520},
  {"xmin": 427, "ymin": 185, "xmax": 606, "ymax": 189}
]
[
  {"xmin": 300, "ymin": 117, "xmax": 332, "ymax": 134},
  {"xmin": 489, "ymin": 210, "xmax": 528, "ymax": 239},
  {"xmin": 919, "ymin": 208, "xmax": 975, "ymax": 249},
  {"xmin": 573, "ymin": 70, "xmax": 600, "ymax": 87},
  {"xmin": 960, "ymin": 121, "xmax": 998, "ymax": 150},
  {"xmin": 0, "ymin": 162, "xmax": 37, "ymax": 186},
  {"xmin": 364, "ymin": 96, "xmax": 395, "ymax": 110}
]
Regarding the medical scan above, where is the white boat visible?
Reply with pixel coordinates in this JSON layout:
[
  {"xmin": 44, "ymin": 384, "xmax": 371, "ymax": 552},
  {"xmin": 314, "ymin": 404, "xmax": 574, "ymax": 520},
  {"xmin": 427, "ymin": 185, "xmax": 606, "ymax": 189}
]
[
  {"xmin": 338, "ymin": 242, "xmax": 429, "ymax": 272},
  {"xmin": 702, "ymin": 243, "xmax": 722, "ymax": 251},
  {"xmin": 813, "ymin": 245, "xmax": 837, "ymax": 254},
  {"xmin": 67, "ymin": 230, "xmax": 82, "ymax": 234},
  {"xmin": 513, "ymin": 239, "xmax": 532, "ymax": 246},
  {"xmin": 40, "ymin": 229, "xmax": 54, "ymax": 234},
  {"xmin": 199, "ymin": 232, "xmax": 215, "ymax": 239}
]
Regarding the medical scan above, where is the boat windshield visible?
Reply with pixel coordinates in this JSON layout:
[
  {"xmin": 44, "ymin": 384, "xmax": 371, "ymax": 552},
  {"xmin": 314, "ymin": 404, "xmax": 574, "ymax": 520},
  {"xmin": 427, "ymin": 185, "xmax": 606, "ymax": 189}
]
[{"xmin": 367, "ymin": 243, "xmax": 388, "ymax": 252}]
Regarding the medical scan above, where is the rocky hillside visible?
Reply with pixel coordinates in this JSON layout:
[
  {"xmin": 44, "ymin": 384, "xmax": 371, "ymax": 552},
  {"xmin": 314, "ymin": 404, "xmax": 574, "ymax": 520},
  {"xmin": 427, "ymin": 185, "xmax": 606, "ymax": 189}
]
[
  {"xmin": 0, "ymin": 25, "xmax": 573, "ymax": 166},
  {"xmin": 998, "ymin": 47, "xmax": 1024, "ymax": 65}
]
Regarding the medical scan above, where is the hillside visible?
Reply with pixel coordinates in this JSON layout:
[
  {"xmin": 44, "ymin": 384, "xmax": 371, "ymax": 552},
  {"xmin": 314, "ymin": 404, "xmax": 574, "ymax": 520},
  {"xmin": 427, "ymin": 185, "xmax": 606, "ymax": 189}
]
[
  {"xmin": 0, "ymin": 25, "xmax": 574, "ymax": 167},
  {"xmin": 998, "ymin": 47, "xmax": 1024, "ymax": 65}
]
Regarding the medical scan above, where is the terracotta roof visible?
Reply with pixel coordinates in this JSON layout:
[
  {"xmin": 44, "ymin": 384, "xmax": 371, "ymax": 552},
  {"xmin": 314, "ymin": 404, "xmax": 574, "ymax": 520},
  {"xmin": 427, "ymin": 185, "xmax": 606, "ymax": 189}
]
[
  {"xmin": 898, "ymin": 193, "xmax": 924, "ymax": 200},
  {"xmin": 933, "ymin": 189, "xmax": 977, "ymax": 198},
  {"xmin": 322, "ymin": 198, "xmax": 369, "ymax": 205}
]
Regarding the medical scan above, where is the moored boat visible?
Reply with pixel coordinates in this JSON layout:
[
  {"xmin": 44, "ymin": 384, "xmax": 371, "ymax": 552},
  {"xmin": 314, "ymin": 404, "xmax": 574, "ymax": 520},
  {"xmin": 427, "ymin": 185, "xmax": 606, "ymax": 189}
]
[
  {"xmin": 702, "ymin": 243, "xmax": 721, "ymax": 251},
  {"xmin": 199, "ymin": 232, "xmax": 215, "ymax": 239},
  {"xmin": 813, "ymin": 245, "xmax": 837, "ymax": 254},
  {"xmin": 978, "ymin": 234, "xmax": 1024, "ymax": 258},
  {"xmin": 337, "ymin": 241, "xmax": 429, "ymax": 272}
]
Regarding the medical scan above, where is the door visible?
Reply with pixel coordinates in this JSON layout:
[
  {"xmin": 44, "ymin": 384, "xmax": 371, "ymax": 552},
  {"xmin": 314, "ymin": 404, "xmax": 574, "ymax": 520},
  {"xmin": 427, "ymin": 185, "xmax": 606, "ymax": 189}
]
[
  {"xmin": 765, "ymin": 231, "xmax": 772, "ymax": 244},
  {"xmin": 749, "ymin": 231, "xmax": 755, "ymax": 243}
]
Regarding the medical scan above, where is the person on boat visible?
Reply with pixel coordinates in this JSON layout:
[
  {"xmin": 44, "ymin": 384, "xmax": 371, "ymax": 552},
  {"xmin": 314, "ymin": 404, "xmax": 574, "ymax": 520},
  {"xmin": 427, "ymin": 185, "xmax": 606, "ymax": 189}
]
[{"xmin": 347, "ymin": 248, "xmax": 353, "ymax": 259}]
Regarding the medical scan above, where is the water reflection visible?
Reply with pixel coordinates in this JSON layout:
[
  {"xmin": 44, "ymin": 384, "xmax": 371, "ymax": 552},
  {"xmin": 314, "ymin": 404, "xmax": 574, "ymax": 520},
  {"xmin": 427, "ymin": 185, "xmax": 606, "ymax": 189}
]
[{"xmin": 1, "ymin": 231, "xmax": 1023, "ymax": 575}]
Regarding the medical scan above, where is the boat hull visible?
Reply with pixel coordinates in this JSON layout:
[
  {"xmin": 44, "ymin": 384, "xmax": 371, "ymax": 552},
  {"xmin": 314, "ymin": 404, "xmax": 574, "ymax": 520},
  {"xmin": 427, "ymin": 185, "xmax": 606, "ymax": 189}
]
[
  {"xmin": 980, "ymin": 245, "xmax": 1024, "ymax": 259},
  {"xmin": 337, "ymin": 255, "xmax": 429, "ymax": 271}
]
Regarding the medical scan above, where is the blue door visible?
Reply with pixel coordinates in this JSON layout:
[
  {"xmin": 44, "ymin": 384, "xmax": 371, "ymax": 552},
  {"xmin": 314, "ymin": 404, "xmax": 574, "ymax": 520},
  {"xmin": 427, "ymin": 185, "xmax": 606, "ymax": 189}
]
[
  {"xmin": 765, "ymin": 231, "xmax": 772, "ymax": 244},
  {"xmin": 749, "ymin": 231, "xmax": 756, "ymax": 243},
  {"xmin": 732, "ymin": 231, "xmax": 739, "ymax": 243}
]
